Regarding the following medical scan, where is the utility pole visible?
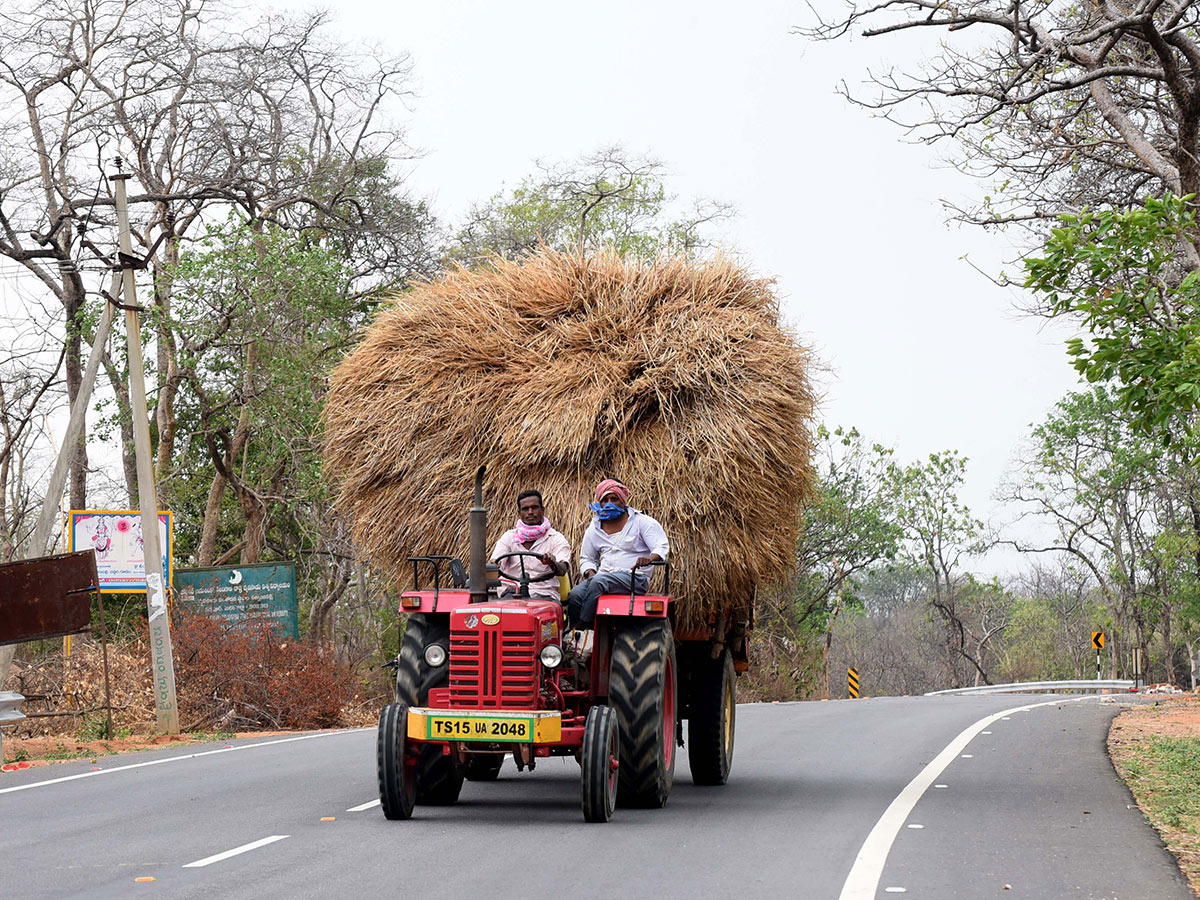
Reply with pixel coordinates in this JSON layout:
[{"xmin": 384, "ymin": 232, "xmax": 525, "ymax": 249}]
[{"xmin": 112, "ymin": 160, "xmax": 179, "ymax": 734}]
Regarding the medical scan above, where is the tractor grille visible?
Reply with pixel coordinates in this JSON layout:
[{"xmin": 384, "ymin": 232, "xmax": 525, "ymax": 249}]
[{"xmin": 449, "ymin": 626, "xmax": 537, "ymax": 709}]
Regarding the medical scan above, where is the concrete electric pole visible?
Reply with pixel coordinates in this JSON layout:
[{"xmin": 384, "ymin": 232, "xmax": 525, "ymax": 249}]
[{"xmin": 112, "ymin": 161, "xmax": 180, "ymax": 734}]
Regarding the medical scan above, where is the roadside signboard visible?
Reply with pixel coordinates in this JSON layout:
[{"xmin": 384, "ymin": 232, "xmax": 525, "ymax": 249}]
[
  {"xmin": 1092, "ymin": 631, "xmax": 1105, "ymax": 650},
  {"xmin": 0, "ymin": 551, "xmax": 98, "ymax": 645},
  {"xmin": 68, "ymin": 510, "xmax": 172, "ymax": 593},
  {"xmin": 847, "ymin": 667, "xmax": 860, "ymax": 699},
  {"xmin": 173, "ymin": 563, "xmax": 299, "ymax": 639}
]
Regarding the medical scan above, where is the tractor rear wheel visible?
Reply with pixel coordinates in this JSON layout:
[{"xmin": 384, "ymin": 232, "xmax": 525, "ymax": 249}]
[
  {"xmin": 464, "ymin": 755, "xmax": 504, "ymax": 781},
  {"xmin": 377, "ymin": 702, "xmax": 416, "ymax": 820},
  {"xmin": 609, "ymin": 620, "xmax": 677, "ymax": 808},
  {"xmin": 581, "ymin": 705, "xmax": 619, "ymax": 822},
  {"xmin": 687, "ymin": 648, "xmax": 736, "ymax": 785},
  {"xmin": 394, "ymin": 614, "xmax": 463, "ymax": 805}
]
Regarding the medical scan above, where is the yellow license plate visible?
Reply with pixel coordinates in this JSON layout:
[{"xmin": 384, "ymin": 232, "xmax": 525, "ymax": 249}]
[{"xmin": 425, "ymin": 714, "xmax": 533, "ymax": 742}]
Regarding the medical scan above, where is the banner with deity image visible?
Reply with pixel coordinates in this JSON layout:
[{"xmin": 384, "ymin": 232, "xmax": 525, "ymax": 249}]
[{"xmin": 68, "ymin": 510, "xmax": 173, "ymax": 593}]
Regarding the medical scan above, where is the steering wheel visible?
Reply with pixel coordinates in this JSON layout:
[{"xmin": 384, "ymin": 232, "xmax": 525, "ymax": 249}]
[{"xmin": 493, "ymin": 551, "xmax": 560, "ymax": 584}]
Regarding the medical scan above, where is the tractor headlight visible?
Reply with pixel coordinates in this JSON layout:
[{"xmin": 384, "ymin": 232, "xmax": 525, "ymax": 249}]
[
  {"xmin": 423, "ymin": 643, "xmax": 447, "ymax": 668},
  {"xmin": 539, "ymin": 644, "xmax": 564, "ymax": 669}
]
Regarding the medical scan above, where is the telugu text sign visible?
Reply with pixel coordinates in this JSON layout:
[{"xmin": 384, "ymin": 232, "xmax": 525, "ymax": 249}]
[
  {"xmin": 68, "ymin": 510, "xmax": 172, "ymax": 594},
  {"xmin": 173, "ymin": 563, "xmax": 299, "ymax": 639}
]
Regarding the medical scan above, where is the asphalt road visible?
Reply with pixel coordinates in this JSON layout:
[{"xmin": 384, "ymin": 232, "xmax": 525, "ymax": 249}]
[{"xmin": 0, "ymin": 694, "xmax": 1189, "ymax": 899}]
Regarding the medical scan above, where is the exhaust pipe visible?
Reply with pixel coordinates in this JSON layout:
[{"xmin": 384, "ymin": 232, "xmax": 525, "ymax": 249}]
[{"xmin": 469, "ymin": 465, "xmax": 487, "ymax": 603}]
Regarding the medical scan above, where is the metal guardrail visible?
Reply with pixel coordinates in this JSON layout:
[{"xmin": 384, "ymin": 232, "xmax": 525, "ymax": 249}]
[
  {"xmin": 925, "ymin": 680, "xmax": 1136, "ymax": 696},
  {"xmin": 0, "ymin": 691, "xmax": 26, "ymax": 765},
  {"xmin": 0, "ymin": 691, "xmax": 26, "ymax": 725}
]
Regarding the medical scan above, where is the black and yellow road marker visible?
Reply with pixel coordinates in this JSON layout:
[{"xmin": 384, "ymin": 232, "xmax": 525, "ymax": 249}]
[
  {"xmin": 1092, "ymin": 631, "xmax": 1105, "ymax": 650},
  {"xmin": 848, "ymin": 667, "xmax": 860, "ymax": 699}
]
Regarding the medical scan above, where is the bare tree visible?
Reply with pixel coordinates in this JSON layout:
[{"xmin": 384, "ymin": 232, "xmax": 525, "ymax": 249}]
[
  {"xmin": 1017, "ymin": 559, "xmax": 1100, "ymax": 678},
  {"xmin": 801, "ymin": 0, "xmax": 1200, "ymax": 247},
  {"xmin": 0, "ymin": 333, "xmax": 62, "ymax": 559},
  {"xmin": 0, "ymin": 0, "xmax": 426, "ymax": 520}
]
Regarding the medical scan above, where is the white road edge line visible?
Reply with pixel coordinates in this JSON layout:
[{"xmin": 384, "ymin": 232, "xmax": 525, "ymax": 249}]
[
  {"xmin": 347, "ymin": 799, "xmax": 381, "ymax": 812},
  {"xmin": 0, "ymin": 729, "xmax": 365, "ymax": 795},
  {"xmin": 182, "ymin": 834, "xmax": 290, "ymax": 868},
  {"xmin": 837, "ymin": 696, "xmax": 1093, "ymax": 900}
]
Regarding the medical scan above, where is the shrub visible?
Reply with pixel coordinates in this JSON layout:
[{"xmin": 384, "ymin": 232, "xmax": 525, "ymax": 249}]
[{"xmin": 169, "ymin": 608, "xmax": 352, "ymax": 731}]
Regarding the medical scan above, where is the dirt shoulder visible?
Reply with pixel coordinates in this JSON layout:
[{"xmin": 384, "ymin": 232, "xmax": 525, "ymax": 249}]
[
  {"xmin": 1109, "ymin": 695, "xmax": 1200, "ymax": 897},
  {"xmin": 0, "ymin": 730, "xmax": 298, "ymax": 770}
]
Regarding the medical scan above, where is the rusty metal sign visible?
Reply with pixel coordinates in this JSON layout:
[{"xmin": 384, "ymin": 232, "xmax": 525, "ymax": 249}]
[{"xmin": 0, "ymin": 551, "xmax": 97, "ymax": 645}]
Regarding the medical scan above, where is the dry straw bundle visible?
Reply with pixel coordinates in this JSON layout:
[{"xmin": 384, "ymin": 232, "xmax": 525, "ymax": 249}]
[{"xmin": 322, "ymin": 250, "xmax": 816, "ymax": 627}]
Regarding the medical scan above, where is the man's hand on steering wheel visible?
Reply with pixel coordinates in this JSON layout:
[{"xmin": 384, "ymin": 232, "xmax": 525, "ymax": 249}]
[{"xmin": 492, "ymin": 550, "xmax": 560, "ymax": 582}]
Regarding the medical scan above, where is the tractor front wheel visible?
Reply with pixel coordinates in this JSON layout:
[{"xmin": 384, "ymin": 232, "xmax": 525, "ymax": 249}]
[
  {"xmin": 395, "ymin": 614, "xmax": 463, "ymax": 805},
  {"xmin": 581, "ymin": 705, "xmax": 619, "ymax": 822},
  {"xmin": 609, "ymin": 620, "xmax": 677, "ymax": 808},
  {"xmin": 377, "ymin": 702, "xmax": 416, "ymax": 820},
  {"xmin": 687, "ymin": 648, "xmax": 736, "ymax": 785}
]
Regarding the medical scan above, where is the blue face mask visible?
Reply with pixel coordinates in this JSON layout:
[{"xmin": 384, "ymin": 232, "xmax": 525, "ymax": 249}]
[{"xmin": 589, "ymin": 501, "xmax": 625, "ymax": 520}]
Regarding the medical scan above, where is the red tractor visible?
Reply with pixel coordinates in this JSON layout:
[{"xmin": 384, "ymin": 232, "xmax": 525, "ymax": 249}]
[{"xmin": 377, "ymin": 469, "xmax": 748, "ymax": 822}]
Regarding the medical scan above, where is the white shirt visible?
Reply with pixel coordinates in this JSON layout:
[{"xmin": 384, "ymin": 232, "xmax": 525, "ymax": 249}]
[
  {"xmin": 579, "ymin": 508, "xmax": 670, "ymax": 578},
  {"xmin": 490, "ymin": 527, "xmax": 572, "ymax": 600}
]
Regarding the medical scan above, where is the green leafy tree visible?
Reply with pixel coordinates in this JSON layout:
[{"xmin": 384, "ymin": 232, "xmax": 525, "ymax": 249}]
[
  {"xmin": 1005, "ymin": 385, "xmax": 1200, "ymax": 682},
  {"xmin": 889, "ymin": 450, "xmax": 989, "ymax": 687},
  {"xmin": 165, "ymin": 223, "xmax": 370, "ymax": 645},
  {"xmin": 795, "ymin": 426, "xmax": 902, "ymax": 697},
  {"xmin": 448, "ymin": 146, "xmax": 733, "ymax": 262},
  {"xmin": 751, "ymin": 426, "xmax": 902, "ymax": 700},
  {"xmin": 1025, "ymin": 195, "xmax": 1200, "ymax": 446}
]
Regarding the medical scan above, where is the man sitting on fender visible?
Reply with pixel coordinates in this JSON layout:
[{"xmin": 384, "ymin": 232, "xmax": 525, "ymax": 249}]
[
  {"xmin": 568, "ymin": 478, "xmax": 670, "ymax": 626},
  {"xmin": 490, "ymin": 489, "xmax": 571, "ymax": 601}
]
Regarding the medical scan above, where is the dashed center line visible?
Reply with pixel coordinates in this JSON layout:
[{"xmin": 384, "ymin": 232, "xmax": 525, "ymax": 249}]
[
  {"xmin": 837, "ymin": 696, "xmax": 1094, "ymax": 900},
  {"xmin": 347, "ymin": 799, "xmax": 381, "ymax": 812},
  {"xmin": 182, "ymin": 835, "xmax": 290, "ymax": 868}
]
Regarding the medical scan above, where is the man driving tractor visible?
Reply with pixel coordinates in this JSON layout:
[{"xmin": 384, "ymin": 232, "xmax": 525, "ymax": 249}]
[
  {"xmin": 568, "ymin": 478, "xmax": 670, "ymax": 626},
  {"xmin": 490, "ymin": 489, "xmax": 571, "ymax": 601}
]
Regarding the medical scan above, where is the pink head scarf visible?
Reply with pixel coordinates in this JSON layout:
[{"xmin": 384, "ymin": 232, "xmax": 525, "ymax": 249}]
[
  {"xmin": 515, "ymin": 517, "xmax": 551, "ymax": 543},
  {"xmin": 593, "ymin": 478, "xmax": 629, "ymax": 504}
]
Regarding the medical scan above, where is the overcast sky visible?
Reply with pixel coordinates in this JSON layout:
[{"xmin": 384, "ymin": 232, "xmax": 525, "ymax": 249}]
[
  {"xmin": 0, "ymin": 1, "xmax": 1082, "ymax": 572},
  {"xmin": 256, "ymin": 0, "xmax": 1079, "ymax": 571}
]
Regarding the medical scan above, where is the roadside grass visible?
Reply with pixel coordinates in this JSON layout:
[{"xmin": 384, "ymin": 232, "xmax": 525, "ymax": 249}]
[{"xmin": 1109, "ymin": 698, "xmax": 1200, "ymax": 895}]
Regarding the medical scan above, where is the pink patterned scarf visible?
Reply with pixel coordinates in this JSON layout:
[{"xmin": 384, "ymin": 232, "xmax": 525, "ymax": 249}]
[{"xmin": 515, "ymin": 517, "xmax": 551, "ymax": 544}]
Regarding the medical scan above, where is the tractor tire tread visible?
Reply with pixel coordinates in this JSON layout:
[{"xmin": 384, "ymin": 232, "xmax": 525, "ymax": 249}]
[
  {"xmin": 609, "ymin": 620, "xmax": 675, "ymax": 808},
  {"xmin": 377, "ymin": 702, "xmax": 414, "ymax": 820},
  {"xmin": 581, "ymin": 705, "xmax": 618, "ymax": 822}
]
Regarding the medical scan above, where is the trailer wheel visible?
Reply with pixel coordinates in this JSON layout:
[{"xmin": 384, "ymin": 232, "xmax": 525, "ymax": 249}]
[
  {"xmin": 609, "ymin": 620, "xmax": 677, "ymax": 808},
  {"xmin": 581, "ymin": 705, "xmax": 619, "ymax": 822},
  {"xmin": 394, "ymin": 614, "xmax": 463, "ymax": 805},
  {"xmin": 377, "ymin": 702, "xmax": 416, "ymax": 820},
  {"xmin": 464, "ymin": 755, "xmax": 504, "ymax": 781},
  {"xmin": 687, "ymin": 648, "xmax": 736, "ymax": 785}
]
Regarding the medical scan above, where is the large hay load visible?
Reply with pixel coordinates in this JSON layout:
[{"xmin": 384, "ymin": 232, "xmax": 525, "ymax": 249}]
[{"xmin": 322, "ymin": 250, "xmax": 815, "ymax": 629}]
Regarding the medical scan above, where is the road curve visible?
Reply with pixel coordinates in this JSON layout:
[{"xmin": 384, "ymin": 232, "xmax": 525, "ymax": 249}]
[{"xmin": 0, "ymin": 694, "xmax": 1188, "ymax": 899}]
